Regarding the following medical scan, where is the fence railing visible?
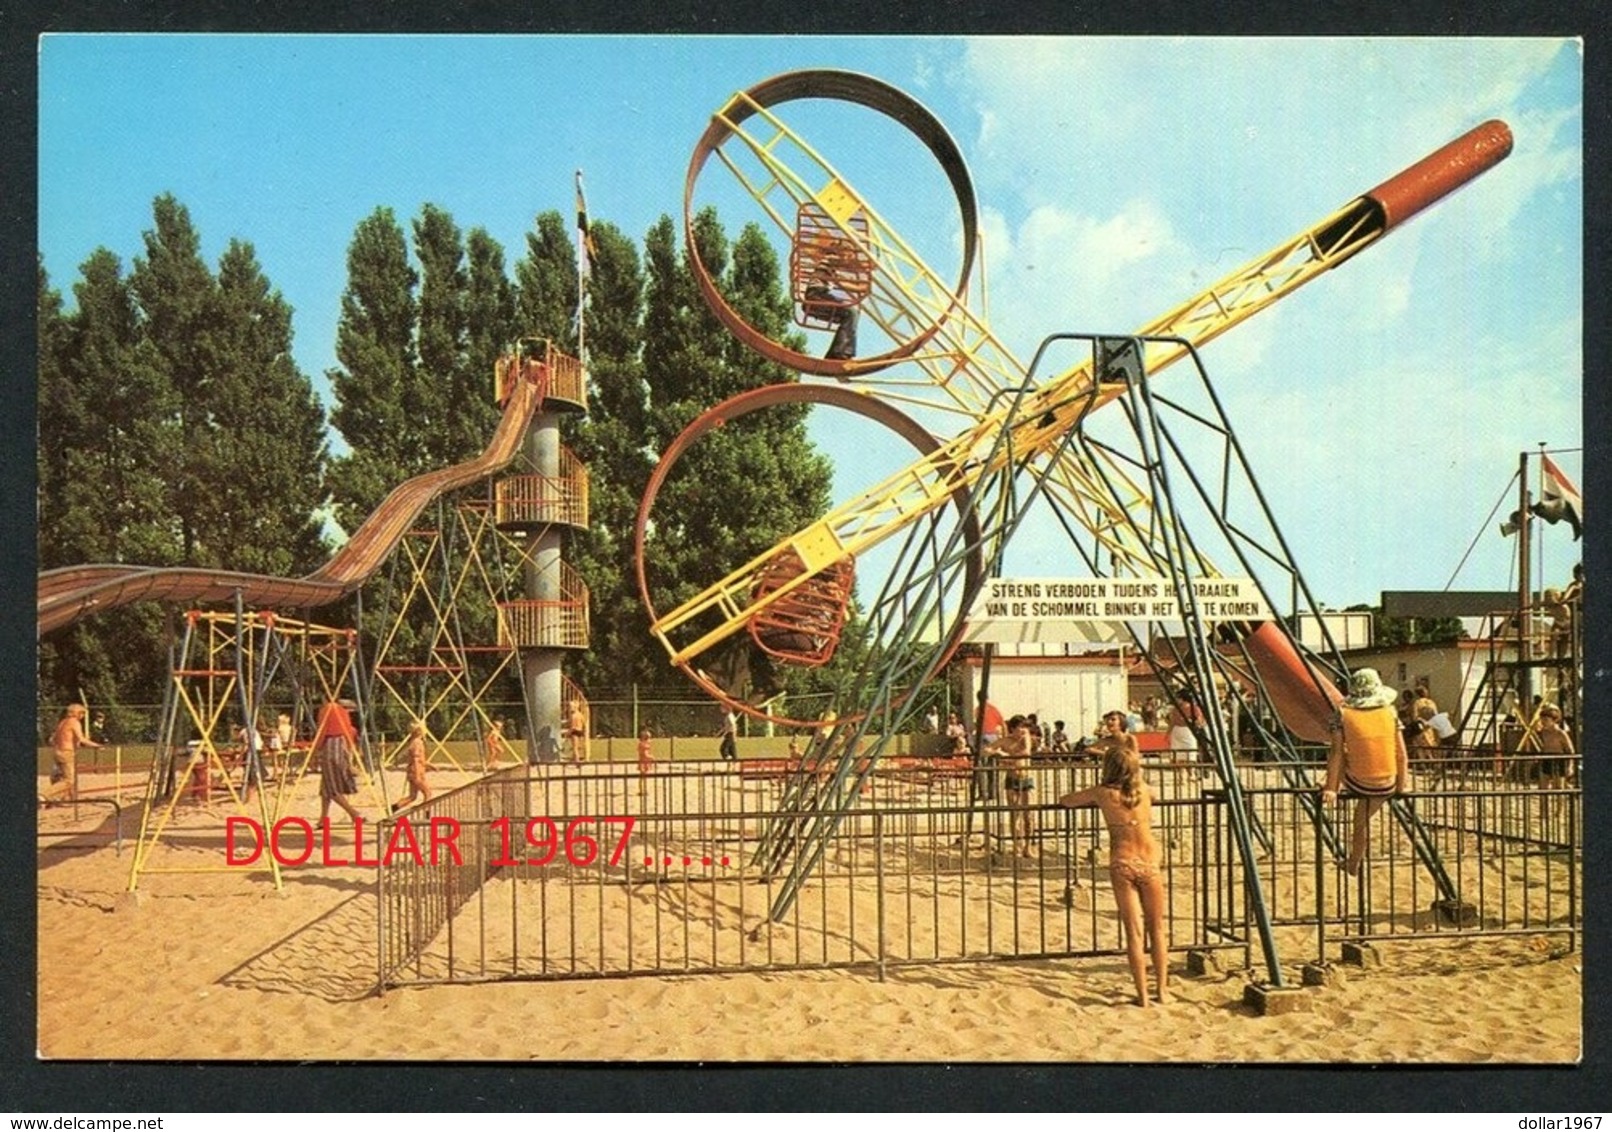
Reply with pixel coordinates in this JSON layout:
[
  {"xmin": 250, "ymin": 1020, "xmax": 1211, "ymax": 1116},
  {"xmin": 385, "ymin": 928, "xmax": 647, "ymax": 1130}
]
[
  {"xmin": 373, "ymin": 753, "xmax": 1581, "ymax": 993},
  {"xmin": 36, "ymin": 797, "xmax": 125, "ymax": 856}
]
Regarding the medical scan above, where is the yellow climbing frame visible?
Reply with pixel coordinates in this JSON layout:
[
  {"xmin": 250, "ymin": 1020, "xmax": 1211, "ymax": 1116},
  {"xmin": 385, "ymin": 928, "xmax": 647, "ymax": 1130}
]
[{"xmin": 128, "ymin": 611, "xmax": 378, "ymax": 891}]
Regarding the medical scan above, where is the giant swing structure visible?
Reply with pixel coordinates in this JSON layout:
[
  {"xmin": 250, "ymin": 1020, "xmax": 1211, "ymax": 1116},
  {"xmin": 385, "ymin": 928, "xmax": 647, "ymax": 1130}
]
[
  {"xmin": 39, "ymin": 69, "xmax": 1519, "ymax": 977},
  {"xmin": 630, "ymin": 70, "xmax": 1514, "ymax": 983}
]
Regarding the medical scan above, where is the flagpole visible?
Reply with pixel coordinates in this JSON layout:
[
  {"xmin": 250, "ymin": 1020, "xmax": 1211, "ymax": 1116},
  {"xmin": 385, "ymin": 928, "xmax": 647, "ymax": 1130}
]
[
  {"xmin": 1537, "ymin": 442, "xmax": 1548, "ymax": 609},
  {"xmin": 1518, "ymin": 448, "xmax": 1532, "ymax": 714},
  {"xmin": 574, "ymin": 169, "xmax": 590, "ymax": 374}
]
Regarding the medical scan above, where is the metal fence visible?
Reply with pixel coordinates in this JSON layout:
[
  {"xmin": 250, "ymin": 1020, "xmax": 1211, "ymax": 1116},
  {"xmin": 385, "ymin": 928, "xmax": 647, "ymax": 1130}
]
[
  {"xmin": 38, "ymin": 694, "xmax": 855, "ymax": 749},
  {"xmin": 372, "ymin": 750, "xmax": 1580, "ymax": 993}
]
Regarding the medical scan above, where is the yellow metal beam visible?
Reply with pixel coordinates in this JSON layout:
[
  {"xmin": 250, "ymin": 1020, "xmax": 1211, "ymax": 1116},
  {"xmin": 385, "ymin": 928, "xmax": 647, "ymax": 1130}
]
[{"xmin": 654, "ymin": 143, "xmax": 1392, "ymax": 665}]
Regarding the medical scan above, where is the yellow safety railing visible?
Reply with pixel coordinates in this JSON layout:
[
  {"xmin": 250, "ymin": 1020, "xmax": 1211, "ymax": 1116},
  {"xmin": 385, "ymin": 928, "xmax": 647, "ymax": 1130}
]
[
  {"xmin": 493, "ymin": 446, "xmax": 589, "ymax": 530},
  {"xmin": 497, "ymin": 561, "xmax": 591, "ymax": 651}
]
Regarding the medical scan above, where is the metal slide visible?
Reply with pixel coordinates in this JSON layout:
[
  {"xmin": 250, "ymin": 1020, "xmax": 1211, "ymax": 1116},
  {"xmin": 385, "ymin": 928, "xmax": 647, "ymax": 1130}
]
[{"xmin": 37, "ymin": 356, "xmax": 549, "ymax": 637}]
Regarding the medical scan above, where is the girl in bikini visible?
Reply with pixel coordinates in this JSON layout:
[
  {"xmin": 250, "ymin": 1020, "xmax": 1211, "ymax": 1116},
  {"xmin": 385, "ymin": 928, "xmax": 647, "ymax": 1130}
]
[{"xmin": 1060, "ymin": 735, "xmax": 1170, "ymax": 1007}]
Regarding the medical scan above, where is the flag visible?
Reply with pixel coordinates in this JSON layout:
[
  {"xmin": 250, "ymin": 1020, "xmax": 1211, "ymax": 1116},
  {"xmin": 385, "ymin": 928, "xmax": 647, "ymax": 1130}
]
[
  {"xmin": 1533, "ymin": 454, "xmax": 1583, "ymax": 540},
  {"xmin": 573, "ymin": 170, "xmax": 597, "ymax": 342},
  {"xmin": 574, "ymin": 170, "xmax": 596, "ymax": 282}
]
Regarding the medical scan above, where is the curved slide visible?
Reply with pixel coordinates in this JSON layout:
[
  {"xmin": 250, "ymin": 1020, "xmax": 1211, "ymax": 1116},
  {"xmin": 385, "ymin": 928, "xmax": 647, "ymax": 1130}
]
[{"xmin": 38, "ymin": 370, "xmax": 546, "ymax": 637}]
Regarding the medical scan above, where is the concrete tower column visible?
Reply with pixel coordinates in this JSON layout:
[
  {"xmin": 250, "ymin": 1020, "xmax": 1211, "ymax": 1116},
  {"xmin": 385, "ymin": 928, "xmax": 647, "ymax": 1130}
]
[{"xmin": 521, "ymin": 409, "xmax": 564, "ymax": 762}]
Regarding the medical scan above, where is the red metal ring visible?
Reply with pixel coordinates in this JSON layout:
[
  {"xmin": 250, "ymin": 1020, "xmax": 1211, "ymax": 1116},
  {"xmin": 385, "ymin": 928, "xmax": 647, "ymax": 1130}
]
[
  {"xmin": 634, "ymin": 382, "xmax": 984, "ymax": 728},
  {"xmin": 684, "ymin": 69, "xmax": 978, "ymax": 379}
]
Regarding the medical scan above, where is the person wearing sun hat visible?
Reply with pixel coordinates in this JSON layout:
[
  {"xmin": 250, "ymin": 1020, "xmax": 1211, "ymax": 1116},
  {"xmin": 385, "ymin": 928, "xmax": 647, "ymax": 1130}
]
[{"xmin": 1321, "ymin": 667, "xmax": 1409, "ymax": 875}]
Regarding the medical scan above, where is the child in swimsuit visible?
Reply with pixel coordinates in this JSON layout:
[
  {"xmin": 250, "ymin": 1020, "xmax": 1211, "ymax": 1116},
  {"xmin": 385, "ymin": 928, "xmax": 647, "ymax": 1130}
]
[
  {"xmin": 392, "ymin": 720, "xmax": 434, "ymax": 812},
  {"xmin": 1532, "ymin": 703, "xmax": 1574, "ymax": 790},
  {"xmin": 985, "ymin": 715, "xmax": 1037, "ymax": 858},
  {"xmin": 637, "ymin": 728, "xmax": 656, "ymax": 776},
  {"xmin": 1060, "ymin": 735, "xmax": 1169, "ymax": 1007}
]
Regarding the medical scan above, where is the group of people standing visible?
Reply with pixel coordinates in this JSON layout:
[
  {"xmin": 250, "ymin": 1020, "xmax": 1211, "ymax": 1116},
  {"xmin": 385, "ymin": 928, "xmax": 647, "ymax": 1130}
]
[
  {"xmin": 964, "ymin": 665, "xmax": 1468, "ymax": 1004},
  {"xmin": 37, "ymin": 695, "xmax": 516, "ymax": 822}
]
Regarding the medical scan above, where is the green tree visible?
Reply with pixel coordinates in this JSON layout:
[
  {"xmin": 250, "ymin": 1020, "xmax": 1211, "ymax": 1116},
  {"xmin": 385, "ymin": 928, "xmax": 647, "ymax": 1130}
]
[
  {"xmin": 1351, "ymin": 604, "xmax": 1467, "ymax": 647},
  {"xmin": 636, "ymin": 210, "xmax": 834, "ymax": 701},
  {"xmin": 207, "ymin": 239, "xmax": 330, "ymax": 576},
  {"xmin": 129, "ymin": 194, "xmax": 233, "ymax": 567},
  {"xmin": 38, "ymin": 249, "xmax": 181, "ymax": 717},
  {"xmin": 40, "ymin": 199, "xmax": 331, "ymax": 723},
  {"xmin": 514, "ymin": 211, "xmax": 577, "ymax": 348},
  {"xmin": 37, "ymin": 257, "xmax": 70, "ymax": 558},
  {"xmin": 327, "ymin": 207, "xmax": 420, "ymax": 534},
  {"xmin": 562, "ymin": 220, "xmax": 655, "ymax": 691},
  {"xmin": 128, "ymin": 199, "xmax": 328, "ymax": 575},
  {"xmin": 411, "ymin": 204, "xmax": 467, "ymax": 468},
  {"xmin": 37, "ymin": 254, "xmax": 167, "ymax": 714},
  {"xmin": 460, "ymin": 226, "xmax": 518, "ymax": 452}
]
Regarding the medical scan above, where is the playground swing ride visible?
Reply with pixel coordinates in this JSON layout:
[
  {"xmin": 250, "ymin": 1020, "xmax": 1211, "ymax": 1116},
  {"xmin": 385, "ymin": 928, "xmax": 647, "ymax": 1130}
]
[{"xmin": 634, "ymin": 69, "xmax": 1511, "ymax": 982}]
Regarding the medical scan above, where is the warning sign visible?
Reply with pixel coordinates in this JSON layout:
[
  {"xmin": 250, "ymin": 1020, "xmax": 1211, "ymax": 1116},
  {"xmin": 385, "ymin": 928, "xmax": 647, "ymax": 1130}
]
[{"xmin": 965, "ymin": 576, "xmax": 1271, "ymax": 631}]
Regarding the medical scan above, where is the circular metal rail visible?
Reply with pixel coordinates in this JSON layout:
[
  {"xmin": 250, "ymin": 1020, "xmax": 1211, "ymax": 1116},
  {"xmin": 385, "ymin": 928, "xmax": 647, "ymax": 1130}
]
[
  {"xmin": 684, "ymin": 68, "xmax": 978, "ymax": 379},
  {"xmin": 634, "ymin": 381, "xmax": 984, "ymax": 727}
]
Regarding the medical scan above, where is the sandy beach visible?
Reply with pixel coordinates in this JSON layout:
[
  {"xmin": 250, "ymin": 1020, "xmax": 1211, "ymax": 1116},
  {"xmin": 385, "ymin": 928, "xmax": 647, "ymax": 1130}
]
[{"xmin": 35, "ymin": 763, "xmax": 1581, "ymax": 1065}]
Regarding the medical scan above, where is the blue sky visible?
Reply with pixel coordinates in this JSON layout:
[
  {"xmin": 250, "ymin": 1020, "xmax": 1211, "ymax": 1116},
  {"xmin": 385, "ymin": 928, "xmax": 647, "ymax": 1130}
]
[{"xmin": 38, "ymin": 35, "xmax": 1583, "ymax": 611}]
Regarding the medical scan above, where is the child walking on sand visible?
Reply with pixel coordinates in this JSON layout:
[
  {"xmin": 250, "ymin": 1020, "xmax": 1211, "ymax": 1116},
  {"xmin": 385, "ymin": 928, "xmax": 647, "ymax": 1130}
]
[
  {"xmin": 1060, "ymin": 741, "xmax": 1170, "ymax": 1007},
  {"xmin": 392, "ymin": 720, "xmax": 434, "ymax": 812}
]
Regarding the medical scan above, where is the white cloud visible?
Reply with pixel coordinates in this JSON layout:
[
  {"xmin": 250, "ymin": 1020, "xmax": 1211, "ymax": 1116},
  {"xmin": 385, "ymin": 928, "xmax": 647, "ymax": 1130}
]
[
  {"xmin": 974, "ymin": 196, "xmax": 1188, "ymax": 358},
  {"xmin": 877, "ymin": 38, "xmax": 1581, "ymax": 606}
]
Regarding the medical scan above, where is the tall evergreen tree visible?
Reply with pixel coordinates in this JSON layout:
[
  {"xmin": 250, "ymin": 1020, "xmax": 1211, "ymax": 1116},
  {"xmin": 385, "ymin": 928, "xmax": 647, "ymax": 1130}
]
[
  {"xmin": 36, "ymin": 255, "xmax": 165, "ymax": 715},
  {"xmin": 38, "ymin": 255, "xmax": 81, "ymax": 570},
  {"xmin": 636, "ymin": 210, "xmax": 833, "ymax": 701},
  {"xmin": 45, "ymin": 248, "xmax": 178, "ymax": 569},
  {"xmin": 562, "ymin": 220, "xmax": 655, "ymax": 691},
  {"xmin": 328, "ymin": 207, "xmax": 420, "ymax": 534},
  {"xmin": 514, "ymin": 211, "xmax": 578, "ymax": 348},
  {"xmin": 460, "ymin": 227, "xmax": 517, "ymax": 453},
  {"xmin": 40, "ymin": 200, "xmax": 329, "ymax": 721},
  {"xmin": 128, "ymin": 200, "xmax": 328, "ymax": 575},
  {"xmin": 411, "ymin": 204, "xmax": 466, "ymax": 468},
  {"xmin": 331, "ymin": 206, "xmax": 515, "ymax": 513},
  {"xmin": 129, "ymin": 195, "xmax": 218, "ymax": 563},
  {"xmin": 207, "ymin": 239, "xmax": 330, "ymax": 576}
]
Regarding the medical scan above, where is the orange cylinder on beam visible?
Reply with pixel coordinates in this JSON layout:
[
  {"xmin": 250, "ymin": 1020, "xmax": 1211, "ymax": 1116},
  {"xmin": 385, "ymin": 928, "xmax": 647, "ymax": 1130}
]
[
  {"xmin": 1243, "ymin": 622, "xmax": 1343, "ymax": 744},
  {"xmin": 1365, "ymin": 119, "xmax": 1513, "ymax": 231}
]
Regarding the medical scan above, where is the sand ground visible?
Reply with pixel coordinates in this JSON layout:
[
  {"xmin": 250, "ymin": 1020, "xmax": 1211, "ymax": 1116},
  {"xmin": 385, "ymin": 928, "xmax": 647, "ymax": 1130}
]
[{"xmin": 35, "ymin": 767, "xmax": 1581, "ymax": 1063}]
